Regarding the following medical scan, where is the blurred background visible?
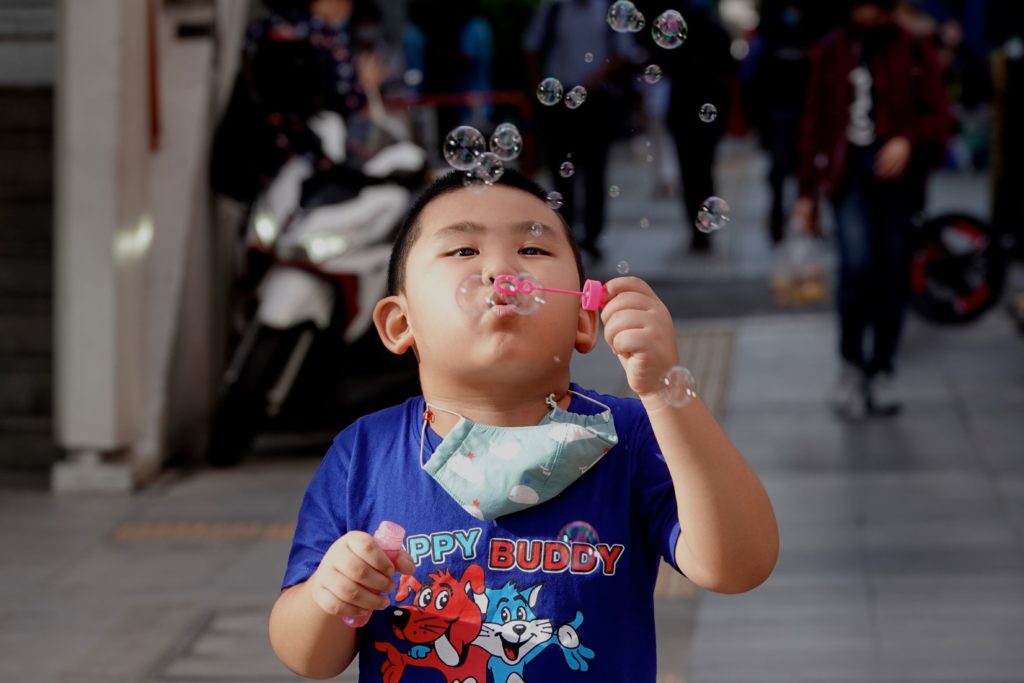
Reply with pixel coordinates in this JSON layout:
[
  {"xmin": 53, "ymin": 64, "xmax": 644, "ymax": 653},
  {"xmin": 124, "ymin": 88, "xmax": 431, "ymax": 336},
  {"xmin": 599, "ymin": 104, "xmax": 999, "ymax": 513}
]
[{"xmin": 1, "ymin": 0, "xmax": 1023, "ymax": 681}]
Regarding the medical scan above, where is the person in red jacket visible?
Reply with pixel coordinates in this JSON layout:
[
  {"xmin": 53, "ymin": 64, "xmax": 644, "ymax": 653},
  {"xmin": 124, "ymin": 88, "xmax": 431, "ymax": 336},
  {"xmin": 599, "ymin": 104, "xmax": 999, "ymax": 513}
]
[{"xmin": 793, "ymin": 0, "xmax": 951, "ymax": 418}]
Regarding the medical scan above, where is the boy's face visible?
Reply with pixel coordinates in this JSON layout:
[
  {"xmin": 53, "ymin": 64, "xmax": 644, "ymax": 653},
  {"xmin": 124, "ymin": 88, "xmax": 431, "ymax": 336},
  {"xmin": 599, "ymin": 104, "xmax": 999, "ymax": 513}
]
[{"xmin": 377, "ymin": 185, "xmax": 597, "ymax": 386}]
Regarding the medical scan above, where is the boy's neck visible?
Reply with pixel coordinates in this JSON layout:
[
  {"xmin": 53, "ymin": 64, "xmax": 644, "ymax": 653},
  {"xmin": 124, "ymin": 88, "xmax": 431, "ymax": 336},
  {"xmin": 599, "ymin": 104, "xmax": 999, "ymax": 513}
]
[{"xmin": 420, "ymin": 375, "xmax": 573, "ymax": 435}]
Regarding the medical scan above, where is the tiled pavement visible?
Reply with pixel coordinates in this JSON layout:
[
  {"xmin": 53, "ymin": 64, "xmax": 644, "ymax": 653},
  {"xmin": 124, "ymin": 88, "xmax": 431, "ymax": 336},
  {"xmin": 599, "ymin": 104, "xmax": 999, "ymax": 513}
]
[{"xmin": 2, "ymin": 140, "xmax": 1023, "ymax": 682}]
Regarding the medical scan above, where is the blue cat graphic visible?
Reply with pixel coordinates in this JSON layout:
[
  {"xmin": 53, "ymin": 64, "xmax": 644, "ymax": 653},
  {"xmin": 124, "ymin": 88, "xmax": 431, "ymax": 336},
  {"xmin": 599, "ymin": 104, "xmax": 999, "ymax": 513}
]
[{"xmin": 475, "ymin": 580, "xmax": 595, "ymax": 683}]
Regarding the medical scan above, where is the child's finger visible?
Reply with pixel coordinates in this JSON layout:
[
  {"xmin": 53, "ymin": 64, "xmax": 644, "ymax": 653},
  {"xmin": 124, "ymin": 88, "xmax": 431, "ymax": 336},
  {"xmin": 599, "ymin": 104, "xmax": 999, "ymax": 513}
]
[
  {"xmin": 312, "ymin": 581, "xmax": 371, "ymax": 619},
  {"xmin": 344, "ymin": 532, "xmax": 400, "ymax": 579},
  {"xmin": 603, "ymin": 311, "xmax": 650, "ymax": 348},
  {"xmin": 603, "ymin": 276, "xmax": 657, "ymax": 299},
  {"xmin": 393, "ymin": 551, "xmax": 416, "ymax": 576},
  {"xmin": 338, "ymin": 542, "xmax": 398, "ymax": 595},
  {"xmin": 600, "ymin": 291, "xmax": 660, "ymax": 323}
]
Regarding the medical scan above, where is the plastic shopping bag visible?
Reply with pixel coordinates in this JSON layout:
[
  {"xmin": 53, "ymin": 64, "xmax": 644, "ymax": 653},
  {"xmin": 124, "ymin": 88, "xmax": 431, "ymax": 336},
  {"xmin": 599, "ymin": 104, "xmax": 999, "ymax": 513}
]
[{"xmin": 771, "ymin": 229, "xmax": 828, "ymax": 307}]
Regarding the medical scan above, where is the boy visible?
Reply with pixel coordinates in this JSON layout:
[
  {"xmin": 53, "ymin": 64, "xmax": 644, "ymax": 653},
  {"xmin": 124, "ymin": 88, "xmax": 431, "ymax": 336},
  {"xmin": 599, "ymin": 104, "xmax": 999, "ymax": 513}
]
[{"xmin": 269, "ymin": 170, "xmax": 778, "ymax": 681}]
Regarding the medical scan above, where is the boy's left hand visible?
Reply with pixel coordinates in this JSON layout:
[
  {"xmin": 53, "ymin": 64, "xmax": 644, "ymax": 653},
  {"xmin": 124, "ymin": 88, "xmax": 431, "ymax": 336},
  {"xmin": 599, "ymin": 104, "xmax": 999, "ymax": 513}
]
[{"xmin": 600, "ymin": 277, "xmax": 678, "ymax": 398}]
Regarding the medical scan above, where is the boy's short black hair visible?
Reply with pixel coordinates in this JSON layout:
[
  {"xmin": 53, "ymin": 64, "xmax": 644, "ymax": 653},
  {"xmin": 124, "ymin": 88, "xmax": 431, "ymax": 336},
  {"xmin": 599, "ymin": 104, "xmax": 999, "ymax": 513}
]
[{"xmin": 386, "ymin": 169, "xmax": 585, "ymax": 295}]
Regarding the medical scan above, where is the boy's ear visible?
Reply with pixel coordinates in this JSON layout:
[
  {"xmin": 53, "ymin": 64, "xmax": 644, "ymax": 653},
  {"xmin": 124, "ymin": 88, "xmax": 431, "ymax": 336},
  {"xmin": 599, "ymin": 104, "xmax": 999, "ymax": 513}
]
[
  {"xmin": 574, "ymin": 306, "xmax": 600, "ymax": 354},
  {"xmin": 373, "ymin": 294, "xmax": 415, "ymax": 355}
]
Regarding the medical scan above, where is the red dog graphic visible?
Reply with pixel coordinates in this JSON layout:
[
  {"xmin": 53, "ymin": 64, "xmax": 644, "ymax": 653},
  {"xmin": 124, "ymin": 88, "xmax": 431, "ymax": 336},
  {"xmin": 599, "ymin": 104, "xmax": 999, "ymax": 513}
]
[{"xmin": 375, "ymin": 564, "xmax": 489, "ymax": 683}]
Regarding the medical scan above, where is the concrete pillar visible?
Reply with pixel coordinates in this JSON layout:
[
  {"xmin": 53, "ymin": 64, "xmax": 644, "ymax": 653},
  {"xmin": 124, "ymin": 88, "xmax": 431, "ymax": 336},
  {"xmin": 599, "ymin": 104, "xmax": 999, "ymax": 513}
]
[{"xmin": 52, "ymin": 0, "xmax": 150, "ymax": 491}]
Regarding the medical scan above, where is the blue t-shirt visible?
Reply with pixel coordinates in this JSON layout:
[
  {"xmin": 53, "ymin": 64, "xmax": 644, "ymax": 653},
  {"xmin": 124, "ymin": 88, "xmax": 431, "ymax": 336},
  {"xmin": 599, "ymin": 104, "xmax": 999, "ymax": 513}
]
[{"xmin": 283, "ymin": 384, "xmax": 682, "ymax": 682}]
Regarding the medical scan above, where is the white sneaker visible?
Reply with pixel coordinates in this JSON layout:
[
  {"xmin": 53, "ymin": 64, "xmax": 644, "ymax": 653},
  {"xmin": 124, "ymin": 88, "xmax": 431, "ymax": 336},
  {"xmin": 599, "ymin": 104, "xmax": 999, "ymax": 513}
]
[
  {"xmin": 868, "ymin": 373, "xmax": 903, "ymax": 416},
  {"xmin": 829, "ymin": 363, "xmax": 867, "ymax": 419}
]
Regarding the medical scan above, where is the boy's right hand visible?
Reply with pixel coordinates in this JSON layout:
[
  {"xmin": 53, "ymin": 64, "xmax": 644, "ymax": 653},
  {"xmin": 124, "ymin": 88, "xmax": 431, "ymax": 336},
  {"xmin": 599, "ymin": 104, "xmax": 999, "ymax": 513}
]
[{"xmin": 308, "ymin": 531, "xmax": 416, "ymax": 620}]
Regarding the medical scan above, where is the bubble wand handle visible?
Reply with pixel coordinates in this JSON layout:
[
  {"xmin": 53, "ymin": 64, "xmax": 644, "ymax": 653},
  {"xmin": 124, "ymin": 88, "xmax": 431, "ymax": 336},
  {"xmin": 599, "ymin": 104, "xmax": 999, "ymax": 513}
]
[
  {"xmin": 342, "ymin": 520, "xmax": 406, "ymax": 628},
  {"xmin": 493, "ymin": 275, "xmax": 606, "ymax": 311}
]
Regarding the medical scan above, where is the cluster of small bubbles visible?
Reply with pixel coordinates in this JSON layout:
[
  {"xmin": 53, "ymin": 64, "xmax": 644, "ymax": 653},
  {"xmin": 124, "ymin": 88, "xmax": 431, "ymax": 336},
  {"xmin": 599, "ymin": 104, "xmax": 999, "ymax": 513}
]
[
  {"xmin": 652, "ymin": 9, "xmax": 688, "ymax": 49},
  {"xmin": 564, "ymin": 85, "xmax": 587, "ymax": 109},
  {"xmin": 642, "ymin": 64, "xmax": 663, "ymax": 84},
  {"xmin": 546, "ymin": 190, "xmax": 564, "ymax": 209},
  {"xmin": 661, "ymin": 366, "xmax": 698, "ymax": 408},
  {"xmin": 616, "ymin": 260, "xmax": 630, "ymax": 274},
  {"xmin": 696, "ymin": 196, "xmax": 730, "ymax": 233},
  {"xmin": 584, "ymin": 51, "xmax": 594, "ymax": 63},
  {"xmin": 489, "ymin": 123, "xmax": 522, "ymax": 161},
  {"xmin": 559, "ymin": 160, "xmax": 575, "ymax": 178},
  {"xmin": 537, "ymin": 77, "xmax": 564, "ymax": 106},
  {"xmin": 558, "ymin": 521, "xmax": 601, "ymax": 544},
  {"xmin": 698, "ymin": 103, "xmax": 718, "ymax": 123},
  {"xmin": 530, "ymin": 222, "xmax": 544, "ymax": 237},
  {"xmin": 443, "ymin": 125, "xmax": 486, "ymax": 171},
  {"xmin": 640, "ymin": 217, "xmax": 650, "ymax": 229},
  {"xmin": 608, "ymin": 185, "xmax": 621, "ymax": 198}
]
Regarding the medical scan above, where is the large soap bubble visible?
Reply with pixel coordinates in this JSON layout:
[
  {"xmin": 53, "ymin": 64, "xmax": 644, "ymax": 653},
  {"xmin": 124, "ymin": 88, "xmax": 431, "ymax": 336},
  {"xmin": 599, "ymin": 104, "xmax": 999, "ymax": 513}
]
[
  {"xmin": 489, "ymin": 123, "xmax": 522, "ymax": 162},
  {"xmin": 443, "ymin": 126, "xmax": 485, "ymax": 171},
  {"xmin": 652, "ymin": 10, "xmax": 688, "ymax": 49},
  {"xmin": 537, "ymin": 77, "xmax": 564, "ymax": 106}
]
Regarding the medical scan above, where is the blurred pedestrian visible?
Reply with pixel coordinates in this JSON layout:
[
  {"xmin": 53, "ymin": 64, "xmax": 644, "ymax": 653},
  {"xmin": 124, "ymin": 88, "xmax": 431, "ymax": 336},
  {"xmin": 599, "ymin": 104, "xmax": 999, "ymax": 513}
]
[
  {"xmin": 211, "ymin": 0, "xmax": 383, "ymax": 203},
  {"xmin": 742, "ymin": 0, "xmax": 825, "ymax": 245},
  {"xmin": 794, "ymin": 0, "xmax": 952, "ymax": 417},
  {"xmin": 646, "ymin": 0, "xmax": 736, "ymax": 252},
  {"xmin": 405, "ymin": 0, "xmax": 494, "ymax": 137},
  {"xmin": 523, "ymin": 0, "xmax": 636, "ymax": 261}
]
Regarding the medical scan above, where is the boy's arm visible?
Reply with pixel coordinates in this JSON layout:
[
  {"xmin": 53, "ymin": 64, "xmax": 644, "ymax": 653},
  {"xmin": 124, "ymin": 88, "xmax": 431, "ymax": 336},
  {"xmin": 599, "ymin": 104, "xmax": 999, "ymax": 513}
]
[
  {"xmin": 601, "ymin": 277, "xmax": 779, "ymax": 594},
  {"xmin": 641, "ymin": 395, "xmax": 779, "ymax": 594},
  {"xmin": 269, "ymin": 580, "xmax": 359, "ymax": 679}
]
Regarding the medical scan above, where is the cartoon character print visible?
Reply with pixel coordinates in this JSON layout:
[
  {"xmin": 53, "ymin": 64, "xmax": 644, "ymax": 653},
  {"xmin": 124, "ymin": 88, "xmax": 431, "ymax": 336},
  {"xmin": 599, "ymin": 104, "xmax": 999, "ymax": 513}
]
[
  {"xmin": 474, "ymin": 580, "xmax": 595, "ymax": 683},
  {"xmin": 375, "ymin": 564, "xmax": 490, "ymax": 683}
]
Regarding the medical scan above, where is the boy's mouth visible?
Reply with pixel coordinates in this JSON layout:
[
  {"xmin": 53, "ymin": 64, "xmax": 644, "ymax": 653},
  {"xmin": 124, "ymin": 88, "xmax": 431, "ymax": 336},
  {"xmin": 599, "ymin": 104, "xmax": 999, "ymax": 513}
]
[{"xmin": 489, "ymin": 303, "xmax": 521, "ymax": 318}]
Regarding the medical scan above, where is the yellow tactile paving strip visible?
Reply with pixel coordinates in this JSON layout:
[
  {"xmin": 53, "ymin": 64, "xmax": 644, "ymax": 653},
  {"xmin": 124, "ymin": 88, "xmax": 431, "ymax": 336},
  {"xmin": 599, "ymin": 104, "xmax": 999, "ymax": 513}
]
[{"xmin": 113, "ymin": 521, "xmax": 296, "ymax": 541}]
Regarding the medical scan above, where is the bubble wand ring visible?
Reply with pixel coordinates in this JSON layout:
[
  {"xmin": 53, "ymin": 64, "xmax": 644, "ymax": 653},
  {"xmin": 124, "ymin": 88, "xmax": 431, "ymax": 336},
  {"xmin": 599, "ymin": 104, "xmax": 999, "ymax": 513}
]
[{"xmin": 493, "ymin": 274, "xmax": 606, "ymax": 312}]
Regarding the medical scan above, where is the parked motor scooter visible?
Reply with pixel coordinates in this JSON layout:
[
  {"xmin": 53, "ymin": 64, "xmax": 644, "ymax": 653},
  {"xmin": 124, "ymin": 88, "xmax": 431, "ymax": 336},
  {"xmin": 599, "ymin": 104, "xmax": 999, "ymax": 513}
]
[{"xmin": 207, "ymin": 112, "xmax": 426, "ymax": 467}]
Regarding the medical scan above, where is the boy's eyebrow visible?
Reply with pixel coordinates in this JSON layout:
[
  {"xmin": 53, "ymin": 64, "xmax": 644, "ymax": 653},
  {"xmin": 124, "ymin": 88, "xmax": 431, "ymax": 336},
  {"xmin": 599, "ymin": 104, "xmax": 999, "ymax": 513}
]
[{"xmin": 431, "ymin": 220, "xmax": 559, "ymax": 240}]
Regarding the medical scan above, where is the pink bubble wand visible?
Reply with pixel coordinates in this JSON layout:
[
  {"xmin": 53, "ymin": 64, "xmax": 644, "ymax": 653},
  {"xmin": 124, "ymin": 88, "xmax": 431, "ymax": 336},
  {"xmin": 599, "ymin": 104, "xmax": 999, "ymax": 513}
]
[{"xmin": 494, "ymin": 274, "xmax": 607, "ymax": 312}]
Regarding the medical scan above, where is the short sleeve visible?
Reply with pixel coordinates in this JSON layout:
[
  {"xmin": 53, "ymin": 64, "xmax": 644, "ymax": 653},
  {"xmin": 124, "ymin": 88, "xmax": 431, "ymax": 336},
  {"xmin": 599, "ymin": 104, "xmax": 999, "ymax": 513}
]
[
  {"xmin": 281, "ymin": 438, "xmax": 351, "ymax": 589},
  {"xmin": 631, "ymin": 410, "xmax": 683, "ymax": 574}
]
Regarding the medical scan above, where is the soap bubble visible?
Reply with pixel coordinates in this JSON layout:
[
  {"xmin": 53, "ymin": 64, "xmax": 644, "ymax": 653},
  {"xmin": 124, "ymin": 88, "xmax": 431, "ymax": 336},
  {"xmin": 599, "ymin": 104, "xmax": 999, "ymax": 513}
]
[
  {"xmin": 629, "ymin": 11, "xmax": 646, "ymax": 32},
  {"xmin": 530, "ymin": 222, "xmax": 544, "ymax": 237},
  {"xmin": 584, "ymin": 52, "xmax": 594, "ymax": 63},
  {"xmin": 456, "ymin": 273, "xmax": 492, "ymax": 316},
  {"xmin": 443, "ymin": 126, "xmax": 486, "ymax": 171},
  {"xmin": 564, "ymin": 85, "xmax": 587, "ymax": 109},
  {"xmin": 462, "ymin": 170, "xmax": 485, "ymax": 189},
  {"xmin": 642, "ymin": 64, "xmax": 663, "ymax": 84},
  {"xmin": 698, "ymin": 103, "xmax": 718, "ymax": 123},
  {"xmin": 661, "ymin": 366, "xmax": 697, "ymax": 408},
  {"xmin": 553, "ymin": 355, "xmax": 561, "ymax": 364},
  {"xmin": 472, "ymin": 152, "xmax": 505, "ymax": 185},
  {"xmin": 537, "ymin": 77, "xmax": 564, "ymax": 106},
  {"xmin": 489, "ymin": 123, "xmax": 522, "ymax": 162},
  {"xmin": 640, "ymin": 217, "xmax": 650, "ymax": 229},
  {"xmin": 608, "ymin": 185, "xmax": 620, "ymax": 198},
  {"xmin": 652, "ymin": 10, "xmax": 688, "ymax": 49},
  {"xmin": 546, "ymin": 190, "xmax": 564, "ymax": 209},
  {"xmin": 607, "ymin": 1, "xmax": 639, "ymax": 32},
  {"xmin": 559, "ymin": 161, "xmax": 575, "ymax": 178},
  {"xmin": 696, "ymin": 196, "xmax": 730, "ymax": 233},
  {"xmin": 559, "ymin": 521, "xmax": 601, "ymax": 544},
  {"xmin": 616, "ymin": 260, "xmax": 630, "ymax": 274}
]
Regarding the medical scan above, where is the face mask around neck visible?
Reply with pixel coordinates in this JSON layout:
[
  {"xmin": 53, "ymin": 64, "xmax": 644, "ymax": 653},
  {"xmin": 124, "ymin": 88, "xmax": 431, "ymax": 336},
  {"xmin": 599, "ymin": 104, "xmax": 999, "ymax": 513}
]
[{"xmin": 419, "ymin": 391, "xmax": 619, "ymax": 520}]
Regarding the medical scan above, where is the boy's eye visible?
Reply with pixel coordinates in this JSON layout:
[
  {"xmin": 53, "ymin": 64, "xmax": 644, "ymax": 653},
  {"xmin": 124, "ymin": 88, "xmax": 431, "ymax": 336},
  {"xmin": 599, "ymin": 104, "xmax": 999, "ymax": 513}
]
[
  {"xmin": 449, "ymin": 247, "xmax": 479, "ymax": 257},
  {"xmin": 519, "ymin": 246, "xmax": 551, "ymax": 256}
]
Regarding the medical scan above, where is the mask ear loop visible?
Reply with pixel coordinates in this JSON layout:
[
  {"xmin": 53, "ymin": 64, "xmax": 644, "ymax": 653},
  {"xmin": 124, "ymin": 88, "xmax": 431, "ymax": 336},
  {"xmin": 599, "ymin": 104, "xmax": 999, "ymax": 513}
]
[{"xmin": 419, "ymin": 402, "xmax": 463, "ymax": 468}]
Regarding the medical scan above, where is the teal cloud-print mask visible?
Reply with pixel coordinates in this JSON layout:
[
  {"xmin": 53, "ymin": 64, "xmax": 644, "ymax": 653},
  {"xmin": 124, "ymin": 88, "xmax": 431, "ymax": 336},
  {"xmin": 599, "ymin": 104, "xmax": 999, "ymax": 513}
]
[{"xmin": 420, "ymin": 391, "xmax": 619, "ymax": 521}]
